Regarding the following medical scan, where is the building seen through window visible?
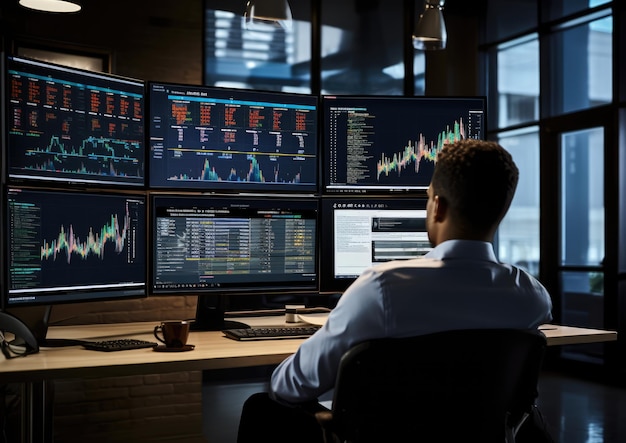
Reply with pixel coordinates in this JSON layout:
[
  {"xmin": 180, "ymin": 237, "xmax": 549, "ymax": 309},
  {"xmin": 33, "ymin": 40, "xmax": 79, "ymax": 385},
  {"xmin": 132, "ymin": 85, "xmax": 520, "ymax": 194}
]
[{"xmin": 204, "ymin": 1, "xmax": 424, "ymax": 95}]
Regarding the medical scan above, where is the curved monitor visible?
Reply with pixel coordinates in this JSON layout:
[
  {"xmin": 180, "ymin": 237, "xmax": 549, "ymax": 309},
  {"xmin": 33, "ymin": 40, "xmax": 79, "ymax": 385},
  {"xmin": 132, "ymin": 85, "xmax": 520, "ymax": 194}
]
[
  {"xmin": 147, "ymin": 82, "xmax": 319, "ymax": 193},
  {"xmin": 319, "ymin": 196, "xmax": 431, "ymax": 294},
  {"xmin": 4, "ymin": 56, "xmax": 145, "ymax": 187},
  {"xmin": 322, "ymin": 95, "xmax": 486, "ymax": 194},
  {"xmin": 4, "ymin": 187, "xmax": 147, "ymax": 307}
]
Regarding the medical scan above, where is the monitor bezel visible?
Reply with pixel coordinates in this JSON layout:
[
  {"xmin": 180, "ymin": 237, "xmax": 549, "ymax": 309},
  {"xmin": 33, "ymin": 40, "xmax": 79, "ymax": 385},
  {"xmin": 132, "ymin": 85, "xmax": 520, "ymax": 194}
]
[
  {"xmin": 2, "ymin": 186, "xmax": 148, "ymax": 309},
  {"xmin": 3, "ymin": 55, "xmax": 146, "ymax": 189},
  {"xmin": 146, "ymin": 81, "xmax": 320, "ymax": 194},
  {"xmin": 319, "ymin": 195, "xmax": 430, "ymax": 294},
  {"xmin": 149, "ymin": 192, "xmax": 321, "ymax": 297},
  {"xmin": 321, "ymin": 94, "xmax": 487, "ymax": 195}
]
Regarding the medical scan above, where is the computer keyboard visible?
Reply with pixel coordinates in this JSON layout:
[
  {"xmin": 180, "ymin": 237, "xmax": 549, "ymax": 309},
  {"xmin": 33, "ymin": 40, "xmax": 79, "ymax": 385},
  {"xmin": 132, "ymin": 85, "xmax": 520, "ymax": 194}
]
[
  {"xmin": 222, "ymin": 326, "xmax": 321, "ymax": 341},
  {"xmin": 82, "ymin": 338, "xmax": 158, "ymax": 352}
]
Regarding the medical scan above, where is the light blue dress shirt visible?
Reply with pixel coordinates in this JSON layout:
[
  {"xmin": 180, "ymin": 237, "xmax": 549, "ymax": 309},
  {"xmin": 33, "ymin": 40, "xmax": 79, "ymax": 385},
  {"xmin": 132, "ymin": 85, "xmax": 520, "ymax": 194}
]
[{"xmin": 269, "ymin": 239, "xmax": 553, "ymax": 405}]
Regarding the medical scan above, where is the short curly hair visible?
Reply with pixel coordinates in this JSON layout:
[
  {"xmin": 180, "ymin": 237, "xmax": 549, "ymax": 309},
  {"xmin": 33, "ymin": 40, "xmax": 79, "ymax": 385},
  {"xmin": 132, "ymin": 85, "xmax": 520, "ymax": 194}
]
[{"xmin": 430, "ymin": 139, "xmax": 519, "ymax": 234}]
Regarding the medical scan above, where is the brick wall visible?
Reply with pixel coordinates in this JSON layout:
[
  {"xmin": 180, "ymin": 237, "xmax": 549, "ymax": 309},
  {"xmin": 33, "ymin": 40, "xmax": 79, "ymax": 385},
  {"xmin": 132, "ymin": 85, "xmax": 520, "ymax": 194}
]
[
  {"xmin": 48, "ymin": 295, "xmax": 198, "ymax": 326},
  {"xmin": 53, "ymin": 371, "xmax": 204, "ymax": 443},
  {"xmin": 46, "ymin": 298, "xmax": 207, "ymax": 442}
]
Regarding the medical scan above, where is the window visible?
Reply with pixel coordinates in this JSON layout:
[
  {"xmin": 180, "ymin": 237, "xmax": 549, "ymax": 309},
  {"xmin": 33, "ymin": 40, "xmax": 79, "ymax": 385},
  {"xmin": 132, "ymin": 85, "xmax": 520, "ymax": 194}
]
[
  {"xmin": 203, "ymin": 1, "xmax": 423, "ymax": 96},
  {"xmin": 484, "ymin": 0, "xmax": 537, "ymax": 41},
  {"xmin": 496, "ymin": 127, "xmax": 540, "ymax": 277},
  {"xmin": 483, "ymin": 0, "xmax": 616, "ymax": 366},
  {"xmin": 546, "ymin": 13, "xmax": 612, "ymax": 116},
  {"xmin": 320, "ymin": 0, "xmax": 406, "ymax": 95},
  {"xmin": 204, "ymin": 5, "xmax": 312, "ymax": 92},
  {"xmin": 546, "ymin": 0, "xmax": 611, "ymax": 21},
  {"xmin": 560, "ymin": 127, "xmax": 605, "ymax": 267},
  {"xmin": 495, "ymin": 36, "xmax": 539, "ymax": 128}
]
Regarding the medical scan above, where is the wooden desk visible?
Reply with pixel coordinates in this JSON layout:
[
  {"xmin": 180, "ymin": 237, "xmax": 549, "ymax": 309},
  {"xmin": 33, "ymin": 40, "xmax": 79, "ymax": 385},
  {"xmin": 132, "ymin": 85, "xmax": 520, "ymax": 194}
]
[
  {"xmin": 1, "ymin": 320, "xmax": 618, "ymax": 383},
  {"xmin": 539, "ymin": 324, "xmax": 617, "ymax": 346},
  {"xmin": 0, "ymin": 321, "xmax": 301, "ymax": 383},
  {"xmin": 0, "ymin": 320, "xmax": 617, "ymax": 443}
]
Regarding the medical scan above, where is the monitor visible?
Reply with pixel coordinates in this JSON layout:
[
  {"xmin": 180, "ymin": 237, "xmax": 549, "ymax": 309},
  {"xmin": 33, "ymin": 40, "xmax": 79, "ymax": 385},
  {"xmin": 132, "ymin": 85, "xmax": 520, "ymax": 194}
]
[
  {"xmin": 4, "ymin": 55, "xmax": 145, "ymax": 187},
  {"xmin": 2, "ymin": 187, "xmax": 147, "ymax": 344},
  {"xmin": 319, "ymin": 196, "xmax": 431, "ymax": 293},
  {"xmin": 322, "ymin": 95, "xmax": 486, "ymax": 194},
  {"xmin": 151, "ymin": 194, "xmax": 319, "ymax": 330},
  {"xmin": 147, "ymin": 82, "xmax": 319, "ymax": 192}
]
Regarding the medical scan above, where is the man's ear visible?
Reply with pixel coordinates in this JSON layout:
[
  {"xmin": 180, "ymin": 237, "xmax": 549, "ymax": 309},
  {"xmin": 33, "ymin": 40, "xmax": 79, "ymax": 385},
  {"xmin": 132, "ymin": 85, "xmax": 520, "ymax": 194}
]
[{"xmin": 433, "ymin": 195, "xmax": 448, "ymax": 222}]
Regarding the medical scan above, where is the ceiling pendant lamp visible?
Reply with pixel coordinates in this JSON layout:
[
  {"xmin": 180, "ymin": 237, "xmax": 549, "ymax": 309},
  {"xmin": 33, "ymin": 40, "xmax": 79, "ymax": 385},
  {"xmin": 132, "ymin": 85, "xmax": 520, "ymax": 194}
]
[
  {"xmin": 19, "ymin": 0, "xmax": 82, "ymax": 13},
  {"xmin": 244, "ymin": 0, "xmax": 293, "ymax": 31},
  {"xmin": 413, "ymin": 0, "xmax": 447, "ymax": 50}
]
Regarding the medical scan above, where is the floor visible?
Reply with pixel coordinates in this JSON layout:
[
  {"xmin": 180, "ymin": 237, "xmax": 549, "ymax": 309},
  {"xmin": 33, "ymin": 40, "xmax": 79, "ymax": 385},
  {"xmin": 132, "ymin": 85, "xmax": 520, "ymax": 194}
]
[
  {"xmin": 198, "ymin": 365, "xmax": 626, "ymax": 443},
  {"xmin": 6, "ymin": 367, "xmax": 626, "ymax": 443},
  {"xmin": 537, "ymin": 369, "xmax": 626, "ymax": 443},
  {"xmin": 198, "ymin": 367, "xmax": 626, "ymax": 443}
]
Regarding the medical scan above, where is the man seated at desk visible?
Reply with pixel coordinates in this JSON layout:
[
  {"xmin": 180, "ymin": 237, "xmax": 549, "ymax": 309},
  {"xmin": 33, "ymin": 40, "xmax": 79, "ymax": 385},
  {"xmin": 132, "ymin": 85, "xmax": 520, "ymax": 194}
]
[{"xmin": 237, "ymin": 139, "xmax": 554, "ymax": 443}]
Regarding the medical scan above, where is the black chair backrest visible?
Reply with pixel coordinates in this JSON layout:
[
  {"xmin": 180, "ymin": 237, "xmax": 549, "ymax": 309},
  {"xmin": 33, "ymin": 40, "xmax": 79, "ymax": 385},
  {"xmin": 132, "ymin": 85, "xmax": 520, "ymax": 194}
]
[{"xmin": 329, "ymin": 328, "xmax": 547, "ymax": 443}]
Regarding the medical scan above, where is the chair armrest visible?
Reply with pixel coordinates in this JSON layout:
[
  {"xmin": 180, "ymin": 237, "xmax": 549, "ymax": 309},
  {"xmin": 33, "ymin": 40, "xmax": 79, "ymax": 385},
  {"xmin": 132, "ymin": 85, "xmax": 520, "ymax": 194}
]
[{"xmin": 314, "ymin": 410, "xmax": 340, "ymax": 443}]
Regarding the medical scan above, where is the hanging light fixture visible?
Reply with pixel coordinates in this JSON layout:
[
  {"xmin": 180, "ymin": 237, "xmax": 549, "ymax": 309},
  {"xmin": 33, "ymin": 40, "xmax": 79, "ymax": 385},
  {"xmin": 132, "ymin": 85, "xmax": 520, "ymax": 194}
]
[
  {"xmin": 19, "ymin": 0, "xmax": 81, "ymax": 13},
  {"xmin": 244, "ymin": 0, "xmax": 293, "ymax": 31},
  {"xmin": 412, "ymin": 0, "xmax": 447, "ymax": 50}
]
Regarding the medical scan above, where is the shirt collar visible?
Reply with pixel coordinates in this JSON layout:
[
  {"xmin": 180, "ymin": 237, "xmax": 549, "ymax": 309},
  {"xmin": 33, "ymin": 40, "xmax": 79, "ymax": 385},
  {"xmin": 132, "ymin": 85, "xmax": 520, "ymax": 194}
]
[{"xmin": 424, "ymin": 239, "xmax": 499, "ymax": 263}]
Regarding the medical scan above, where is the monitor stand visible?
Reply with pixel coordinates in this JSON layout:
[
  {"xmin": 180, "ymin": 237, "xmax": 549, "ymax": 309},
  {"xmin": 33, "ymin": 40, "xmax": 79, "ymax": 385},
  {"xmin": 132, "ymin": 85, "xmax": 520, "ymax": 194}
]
[{"xmin": 192, "ymin": 294, "xmax": 250, "ymax": 331}]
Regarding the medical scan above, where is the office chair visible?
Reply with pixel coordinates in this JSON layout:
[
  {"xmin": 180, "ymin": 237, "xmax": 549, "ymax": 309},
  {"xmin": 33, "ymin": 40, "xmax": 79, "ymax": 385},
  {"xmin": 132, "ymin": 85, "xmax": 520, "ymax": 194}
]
[{"xmin": 313, "ymin": 328, "xmax": 548, "ymax": 443}]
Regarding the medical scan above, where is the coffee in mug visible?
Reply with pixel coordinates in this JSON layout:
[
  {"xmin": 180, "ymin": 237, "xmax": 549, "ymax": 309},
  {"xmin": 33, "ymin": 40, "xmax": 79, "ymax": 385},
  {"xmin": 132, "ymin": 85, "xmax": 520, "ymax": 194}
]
[{"xmin": 154, "ymin": 320, "xmax": 190, "ymax": 348}]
